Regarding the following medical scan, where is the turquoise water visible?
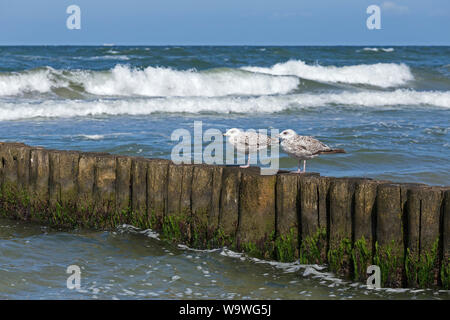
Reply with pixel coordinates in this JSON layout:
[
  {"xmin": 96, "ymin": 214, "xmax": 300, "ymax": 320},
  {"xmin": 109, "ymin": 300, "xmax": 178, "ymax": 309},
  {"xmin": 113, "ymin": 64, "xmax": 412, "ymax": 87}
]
[{"xmin": 0, "ymin": 46, "xmax": 449, "ymax": 299}]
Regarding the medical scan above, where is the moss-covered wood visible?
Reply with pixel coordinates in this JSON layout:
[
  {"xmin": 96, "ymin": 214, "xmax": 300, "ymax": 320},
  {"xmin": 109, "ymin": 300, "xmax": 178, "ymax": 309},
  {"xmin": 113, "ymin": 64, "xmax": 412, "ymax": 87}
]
[{"xmin": 0, "ymin": 142, "xmax": 448, "ymax": 289}]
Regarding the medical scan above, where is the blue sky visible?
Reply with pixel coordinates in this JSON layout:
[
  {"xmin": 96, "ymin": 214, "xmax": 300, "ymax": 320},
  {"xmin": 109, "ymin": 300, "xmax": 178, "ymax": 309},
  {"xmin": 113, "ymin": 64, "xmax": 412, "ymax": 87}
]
[{"xmin": 0, "ymin": 0, "xmax": 449, "ymax": 45}]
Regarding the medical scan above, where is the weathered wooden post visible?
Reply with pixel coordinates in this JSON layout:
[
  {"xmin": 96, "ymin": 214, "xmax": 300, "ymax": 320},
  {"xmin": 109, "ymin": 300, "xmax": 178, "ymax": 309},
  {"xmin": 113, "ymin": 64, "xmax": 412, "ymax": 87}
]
[
  {"xmin": 131, "ymin": 157, "xmax": 149, "ymax": 228},
  {"xmin": 237, "ymin": 168, "xmax": 276, "ymax": 259},
  {"xmin": 147, "ymin": 159, "xmax": 170, "ymax": 228},
  {"xmin": 29, "ymin": 147, "xmax": 50, "ymax": 209},
  {"xmin": 375, "ymin": 183, "xmax": 404, "ymax": 287},
  {"xmin": 77, "ymin": 153, "xmax": 95, "ymax": 224},
  {"xmin": 328, "ymin": 178, "xmax": 355, "ymax": 277},
  {"xmin": 405, "ymin": 186, "xmax": 443, "ymax": 287},
  {"xmin": 442, "ymin": 190, "xmax": 450, "ymax": 289},
  {"xmin": 275, "ymin": 173, "xmax": 300, "ymax": 261},
  {"xmin": 94, "ymin": 154, "xmax": 116, "ymax": 227},
  {"xmin": 166, "ymin": 163, "xmax": 194, "ymax": 242},
  {"xmin": 298, "ymin": 175, "xmax": 329, "ymax": 265},
  {"xmin": 115, "ymin": 156, "xmax": 132, "ymax": 222},
  {"xmin": 218, "ymin": 167, "xmax": 241, "ymax": 247},
  {"xmin": 190, "ymin": 165, "xmax": 223, "ymax": 247}
]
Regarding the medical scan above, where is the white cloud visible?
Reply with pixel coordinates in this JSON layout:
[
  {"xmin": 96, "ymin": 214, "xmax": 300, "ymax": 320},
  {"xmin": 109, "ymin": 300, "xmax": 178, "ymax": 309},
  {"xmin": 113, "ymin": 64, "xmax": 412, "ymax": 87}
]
[{"xmin": 382, "ymin": 1, "xmax": 409, "ymax": 14}]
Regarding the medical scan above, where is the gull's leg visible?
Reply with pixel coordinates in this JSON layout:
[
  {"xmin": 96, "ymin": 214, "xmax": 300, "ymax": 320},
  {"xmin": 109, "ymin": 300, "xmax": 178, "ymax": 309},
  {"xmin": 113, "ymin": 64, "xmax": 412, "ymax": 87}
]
[
  {"xmin": 292, "ymin": 159, "xmax": 302, "ymax": 173},
  {"xmin": 293, "ymin": 160, "xmax": 307, "ymax": 174},
  {"xmin": 297, "ymin": 159, "xmax": 302, "ymax": 173},
  {"xmin": 240, "ymin": 154, "xmax": 250, "ymax": 168}
]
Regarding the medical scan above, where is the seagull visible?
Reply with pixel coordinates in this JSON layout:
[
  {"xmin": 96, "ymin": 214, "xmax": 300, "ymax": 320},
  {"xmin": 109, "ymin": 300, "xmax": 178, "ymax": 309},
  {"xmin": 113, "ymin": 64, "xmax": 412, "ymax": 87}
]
[
  {"xmin": 278, "ymin": 129, "xmax": 346, "ymax": 173},
  {"xmin": 223, "ymin": 128, "xmax": 278, "ymax": 168}
]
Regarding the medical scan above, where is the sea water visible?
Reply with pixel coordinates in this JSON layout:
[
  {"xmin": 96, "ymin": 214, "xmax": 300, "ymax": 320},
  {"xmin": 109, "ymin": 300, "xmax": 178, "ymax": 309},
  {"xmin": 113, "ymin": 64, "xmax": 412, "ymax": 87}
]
[{"xmin": 0, "ymin": 218, "xmax": 448, "ymax": 300}]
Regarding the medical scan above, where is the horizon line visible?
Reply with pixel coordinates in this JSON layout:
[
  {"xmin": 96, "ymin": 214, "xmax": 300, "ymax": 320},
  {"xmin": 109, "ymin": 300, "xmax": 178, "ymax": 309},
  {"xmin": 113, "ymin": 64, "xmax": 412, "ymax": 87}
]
[{"xmin": 1, "ymin": 43, "xmax": 450, "ymax": 47}]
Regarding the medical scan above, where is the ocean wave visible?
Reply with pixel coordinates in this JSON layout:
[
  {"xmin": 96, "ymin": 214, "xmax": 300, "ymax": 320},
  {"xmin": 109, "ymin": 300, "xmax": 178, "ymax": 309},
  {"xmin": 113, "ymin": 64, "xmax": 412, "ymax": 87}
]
[
  {"xmin": 0, "ymin": 67, "xmax": 66, "ymax": 96},
  {"xmin": 0, "ymin": 65, "xmax": 300, "ymax": 98},
  {"xmin": 81, "ymin": 65, "xmax": 300, "ymax": 97},
  {"xmin": 242, "ymin": 59, "xmax": 413, "ymax": 87},
  {"xmin": 76, "ymin": 55, "xmax": 131, "ymax": 61},
  {"xmin": 362, "ymin": 47, "xmax": 395, "ymax": 52},
  {"xmin": 1, "ymin": 90, "xmax": 448, "ymax": 120},
  {"xmin": 0, "ymin": 61, "xmax": 416, "ymax": 98},
  {"xmin": 77, "ymin": 134, "xmax": 106, "ymax": 140}
]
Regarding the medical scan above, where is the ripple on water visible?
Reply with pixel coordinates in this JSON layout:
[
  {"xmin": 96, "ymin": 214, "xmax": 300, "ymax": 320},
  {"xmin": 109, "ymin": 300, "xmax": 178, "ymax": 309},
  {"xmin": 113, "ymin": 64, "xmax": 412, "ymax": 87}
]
[{"xmin": 1, "ymin": 219, "xmax": 448, "ymax": 300}]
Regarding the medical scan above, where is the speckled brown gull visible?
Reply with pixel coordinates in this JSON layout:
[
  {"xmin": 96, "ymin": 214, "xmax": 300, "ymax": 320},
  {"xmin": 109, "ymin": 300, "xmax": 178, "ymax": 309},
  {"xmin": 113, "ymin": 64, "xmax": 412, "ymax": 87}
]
[{"xmin": 278, "ymin": 129, "xmax": 346, "ymax": 173}]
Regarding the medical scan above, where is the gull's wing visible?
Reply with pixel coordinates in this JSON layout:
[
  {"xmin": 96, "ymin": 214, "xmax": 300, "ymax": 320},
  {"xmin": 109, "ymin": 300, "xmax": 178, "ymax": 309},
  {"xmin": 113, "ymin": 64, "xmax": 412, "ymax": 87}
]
[
  {"xmin": 234, "ymin": 132, "xmax": 278, "ymax": 149},
  {"xmin": 292, "ymin": 135, "xmax": 331, "ymax": 154}
]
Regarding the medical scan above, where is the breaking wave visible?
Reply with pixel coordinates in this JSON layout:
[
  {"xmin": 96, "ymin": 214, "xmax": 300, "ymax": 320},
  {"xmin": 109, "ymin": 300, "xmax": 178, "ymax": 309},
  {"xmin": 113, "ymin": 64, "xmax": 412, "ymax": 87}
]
[
  {"xmin": 0, "ymin": 60, "xmax": 417, "ymax": 99},
  {"xmin": 1, "ymin": 89, "xmax": 448, "ymax": 120},
  {"xmin": 0, "ymin": 68, "xmax": 62, "ymax": 96},
  {"xmin": 0, "ymin": 65, "xmax": 300, "ymax": 98},
  {"xmin": 362, "ymin": 47, "xmax": 395, "ymax": 52},
  {"xmin": 242, "ymin": 60, "xmax": 413, "ymax": 87}
]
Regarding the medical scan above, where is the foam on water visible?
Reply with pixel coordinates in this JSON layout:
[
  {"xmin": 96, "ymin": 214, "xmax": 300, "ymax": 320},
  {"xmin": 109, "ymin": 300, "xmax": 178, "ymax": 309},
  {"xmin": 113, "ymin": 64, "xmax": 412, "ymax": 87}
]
[
  {"xmin": 77, "ymin": 134, "xmax": 105, "ymax": 140},
  {"xmin": 362, "ymin": 47, "xmax": 395, "ymax": 52},
  {"xmin": 0, "ymin": 217, "xmax": 448, "ymax": 299},
  {"xmin": 0, "ymin": 67, "xmax": 65, "ymax": 96},
  {"xmin": 1, "ymin": 89, "xmax": 448, "ymax": 120},
  {"xmin": 132, "ymin": 225, "xmax": 447, "ymax": 298},
  {"xmin": 242, "ymin": 60, "xmax": 413, "ymax": 87},
  {"xmin": 82, "ymin": 65, "xmax": 299, "ymax": 97},
  {"xmin": 117, "ymin": 224, "xmax": 160, "ymax": 240},
  {"xmin": 0, "ymin": 65, "xmax": 300, "ymax": 98},
  {"xmin": 76, "ymin": 55, "xmax": 131, "ymax": 61},
  {"xmin": 0, "ymin": 61, "xmax": 417, "ymax": 99}
]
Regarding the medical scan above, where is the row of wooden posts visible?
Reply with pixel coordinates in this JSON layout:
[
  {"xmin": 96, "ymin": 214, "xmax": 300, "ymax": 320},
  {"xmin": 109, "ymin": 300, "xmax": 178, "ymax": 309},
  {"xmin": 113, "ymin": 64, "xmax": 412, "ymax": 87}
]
[{"xmin": 0, "ymin": 142, "xmax": 448, "ymax": 288}]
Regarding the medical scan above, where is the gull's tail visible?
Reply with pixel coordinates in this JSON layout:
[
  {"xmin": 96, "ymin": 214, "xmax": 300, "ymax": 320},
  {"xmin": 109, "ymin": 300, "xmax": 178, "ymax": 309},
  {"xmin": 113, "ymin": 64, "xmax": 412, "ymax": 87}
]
[{"xmin": 317, "ymin": 148, "xmax": 346, "ymax": 155}]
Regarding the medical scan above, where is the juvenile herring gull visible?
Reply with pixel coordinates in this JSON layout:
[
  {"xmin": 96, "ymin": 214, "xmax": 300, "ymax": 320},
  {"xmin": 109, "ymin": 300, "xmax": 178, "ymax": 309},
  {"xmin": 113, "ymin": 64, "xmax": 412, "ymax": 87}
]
[
  {"xmin": 278, "ymin": 129, "xmax": 346, "ymax": 173},
  {"xmin": 224, "ymin": 128, "xmax": 278, "ymax": 168}
]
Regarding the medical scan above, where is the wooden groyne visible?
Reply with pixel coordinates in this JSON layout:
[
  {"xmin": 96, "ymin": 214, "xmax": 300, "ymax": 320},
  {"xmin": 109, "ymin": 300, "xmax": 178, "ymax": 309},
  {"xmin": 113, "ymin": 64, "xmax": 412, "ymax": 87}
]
[{"xmin": 0, "ymin": 142, "xmax": 448, "ymax": 289}]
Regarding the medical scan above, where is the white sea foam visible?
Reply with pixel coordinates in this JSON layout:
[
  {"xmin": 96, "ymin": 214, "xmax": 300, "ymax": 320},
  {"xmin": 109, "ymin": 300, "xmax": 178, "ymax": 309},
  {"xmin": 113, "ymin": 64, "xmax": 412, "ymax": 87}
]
[
  {"xmin": 362, "ymin": 47, "xmax": 395, "ymax": 52},
  {"xmin": 117, "ymin": 224, "xmax": 160, "ymax": 240},
  {"xmin": 74, "ymin": 133, "xmax": 132, "ymax": 140},
  {"xmin": 107, "ymin": 225, "xmax": 446, "ymax": 296},
  {"xmin": 85, "ymin": 55, "xmax": 130, "ymax": 61},
  {"xmin": 0, "ymin": 65, "xmax": 299, "ymax": 97},
  {"xmin": 178, "ymin": 244, "xmax": 220, "ymax": 253},
  {"xmin": 0, "ymin": 67, "xmax": 66, "ymax": 96},
  {"xmin": 80, "ymin": 65, "xmax": 299, "ymax": 97},
  {"xmin": 0, "ymin": 61, "xmax": 415, "ymax": 99},
  {"xmin": 242, "ymin": 59, "xmax": 413, "ymax": 87},
  {"xmin": 77, "ymin": 134, "xmax": 105, "ymax": 140},
  {"xmin": 0, "ymin": 89, "xmax": 448, "ymax": 120}
]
